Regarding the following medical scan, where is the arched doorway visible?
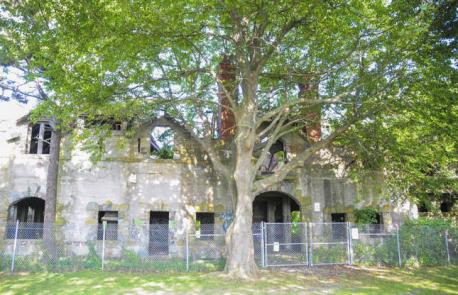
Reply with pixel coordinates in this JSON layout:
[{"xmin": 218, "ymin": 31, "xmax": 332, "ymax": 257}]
[
  {"xmin": 252, "ymin": 191, "xmax": 300, "ymax": 223},
  {"xmin": 6, "ymin": 197, "xmax": 45, "ymax": 239}
]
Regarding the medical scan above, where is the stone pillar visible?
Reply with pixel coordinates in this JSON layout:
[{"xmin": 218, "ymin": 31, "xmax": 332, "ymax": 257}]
[
  {"xmin": 282, "ymin": 198, "xmax": 291, "ymax": 222},
  {"xmin": 266, "ymin": 202, "xmax": 276, "ymax": 243},
  {"xmin": 267, "ymin": 202, "xmax": 276, "ymax": 223},
  {"xmin": 217, "ymin": 55, "xmax": 236, "ymax": 141},
  {"xmin": 282, "ymin": 198, "xmax": 292, "ymax": 249}
]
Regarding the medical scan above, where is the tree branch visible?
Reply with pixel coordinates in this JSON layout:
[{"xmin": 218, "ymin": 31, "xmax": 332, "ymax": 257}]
[
  {"xmin": 253, "ymin": 107, "xmax": 380, "ymax": 194},
  {"xmin": 159, "ymin": 115, "xmax": 230, "ymax": 177},
  {"xmin": 253, "ymin": 109, "xmax": 289, "ymax": 173}
]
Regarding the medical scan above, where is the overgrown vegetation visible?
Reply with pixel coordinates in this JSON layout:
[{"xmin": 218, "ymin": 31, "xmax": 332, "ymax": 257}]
[
  {"xmin": 353, "ymin": 217, "xmax": 458, "ymax": 267},
  {"xmin": 1, "ymin": 0, "xmax": 456, "ymax": 279},
  {"xmin": 354, "ymin": 207, "xmax": 380, "ymax": 224},
  {"xmin": 311, "ymin": 246, "xmax": 348, "ymax": 265},
  {"xmin": 151, "ymin": 146, "xmax": 174, "ymax": 160}
]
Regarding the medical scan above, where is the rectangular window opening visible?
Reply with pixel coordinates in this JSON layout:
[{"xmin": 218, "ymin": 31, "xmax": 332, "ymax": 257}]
[
  {"xmin": 331, "ymin": 213, "xmax": 347, "ymax": 223},
  {"xmin": 331, "ymin": 213, "xmax": 347, "ymax": 240},
  {"xmin": 196, "ymin": 212, "xmax": 215, "ymax": 240},
  {"xmin": 112, "ymin": 122, "xmax": 122, "ymax": 131},
  {"xmin": 29, "ymin": 123, "xmax": 52, "ymax": 155},
  {"xmin": 42, "ymin": 125, "xmax": 52, "ymax": 154},
  {"xmin": 371, "ymin": 212, "xmax": 384, "ymax": 234},
  {"xmin": 29, "ymin": 124, "xmax": 40, "ymax": 154},
  {"xmin": 97, "ymin": 211, "xmax": 118, "ymax": 240},
  {"xmin": 149, "ymin": 211, "xmax": 169, "ymax": 255}
]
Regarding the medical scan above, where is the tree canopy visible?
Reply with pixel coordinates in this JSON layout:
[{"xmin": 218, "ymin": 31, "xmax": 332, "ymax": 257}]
[{"xmin": 1, "ymin": 0, "xmax": 456, "ymax": 278}]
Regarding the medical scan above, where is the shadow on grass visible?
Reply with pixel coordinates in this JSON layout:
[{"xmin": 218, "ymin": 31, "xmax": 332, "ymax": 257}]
[
  {"xmin": 336, "ymin": 266, "xmax": 458, "ymax": 295},
  {"xmin": 0, "ymin": 266, "xmax": 456, "ymax": 295}
]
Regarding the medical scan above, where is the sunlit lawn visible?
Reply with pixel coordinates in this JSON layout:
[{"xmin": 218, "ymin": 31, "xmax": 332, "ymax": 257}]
[{"xmin": 0, "ymin": 265, "xmax": 457, "ymax": 294}]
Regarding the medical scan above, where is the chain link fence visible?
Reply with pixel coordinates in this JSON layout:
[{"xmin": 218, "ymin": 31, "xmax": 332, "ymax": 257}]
[
  {"xmin": 0, "ymin": 221, "xmax": 457, "ymax": 272},
  {"xmin": 352, "ymin": 224, "xmax": 400, "ymax": 266},
  {"xmin": 309, "ymin": 222, "xmax": 350, "ymax": 266},
  {"xmin": 263, "ymin": 223, "xmax": 308, "ymax": 267}
]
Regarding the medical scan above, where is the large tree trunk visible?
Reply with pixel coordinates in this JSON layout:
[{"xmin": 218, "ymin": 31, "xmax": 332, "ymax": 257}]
[
  {"xmin": 224, "ymin": 109, "xmax": 258, "ymax": 279},
  {"xmin": 43, "ymin": 125, "xmax": 61, "ymax": 256},
  {"xmin": 225, "ymin": 168, "xmax": 258, "ymax": 279},
  {"xmin": 44, "ymin": 126, "xmax": 61, "ymax": 225}
]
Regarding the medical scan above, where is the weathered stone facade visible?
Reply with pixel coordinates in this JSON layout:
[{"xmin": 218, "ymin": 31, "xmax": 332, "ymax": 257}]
[{"xmin": 0, "ymin": 115, "xmax": 417, "ymax": 257}]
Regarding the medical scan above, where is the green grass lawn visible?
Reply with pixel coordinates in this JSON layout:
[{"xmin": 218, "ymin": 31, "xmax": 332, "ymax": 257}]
[{"xmin": 0, "ymin": 266, "xmax": 457, "ymax": 294}]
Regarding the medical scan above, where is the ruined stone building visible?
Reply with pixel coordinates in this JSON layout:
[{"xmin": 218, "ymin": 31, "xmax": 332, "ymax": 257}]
[{"xmin": 0, "ymin": 63, "xmax": 416, "ymax": 257}]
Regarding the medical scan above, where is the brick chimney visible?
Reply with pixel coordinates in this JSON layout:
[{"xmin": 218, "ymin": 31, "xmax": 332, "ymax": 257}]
[
  {"xmin": 298, "ymin": 76, "xmax": 321, "ymax": 143},
  {"xmin": 217, "ymin": 55, "xmax": 236, "ymax": 141}
]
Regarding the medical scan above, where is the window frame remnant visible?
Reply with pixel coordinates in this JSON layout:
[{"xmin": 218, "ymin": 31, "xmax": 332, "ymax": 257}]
[{"xmin": 29, "ymin": 122, "xmax": 52, "ymax": 154}]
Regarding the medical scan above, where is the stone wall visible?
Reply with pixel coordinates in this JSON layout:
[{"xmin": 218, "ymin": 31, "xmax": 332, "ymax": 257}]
[{"xmin": 0, "ymin": 117, "xmax": 416, "ymax": 256}]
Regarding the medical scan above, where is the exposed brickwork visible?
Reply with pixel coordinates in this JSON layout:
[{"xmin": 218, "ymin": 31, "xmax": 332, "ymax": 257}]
[{"xmin": 298, "ymin": 78, "xmax": 321, "ymax": 143}]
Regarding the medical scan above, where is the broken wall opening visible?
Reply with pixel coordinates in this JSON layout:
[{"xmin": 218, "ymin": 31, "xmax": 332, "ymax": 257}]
[
  {"xmin": 150, "ymin": 127, "xmax": 175, "ymax": 159},
  {"xmin": 259, "ymin": 140, "xmax": 287, "ymax": 174}
]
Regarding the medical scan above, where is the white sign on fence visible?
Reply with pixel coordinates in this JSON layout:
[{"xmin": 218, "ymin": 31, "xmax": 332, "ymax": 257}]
[
  {"xmin": 273, "ymin": 242, "xmax": 280, "ymax": 252},
  {"xmin": 314, "ymin": 202, "xmax": 320, "ymax": 212},
  {"xmin": 351, "ymin": 228, "xmax": 359, "ymax": 240}
]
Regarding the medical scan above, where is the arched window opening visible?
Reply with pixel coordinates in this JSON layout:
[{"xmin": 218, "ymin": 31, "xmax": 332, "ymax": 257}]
[
  {"xmin": 259, "ymin": 140, "xmax": 287, "ymax": 174},
  {"xmin": 150, "ymin": 126, "xmax": 175, "ymax": 159},
  {"xmin": 6, "ymin": 197, "xmax": 45, "ymax": 239}
]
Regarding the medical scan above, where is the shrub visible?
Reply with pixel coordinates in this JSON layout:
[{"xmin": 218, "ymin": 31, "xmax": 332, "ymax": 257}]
[
  {"xmin": 399, "ymin": 224, "xmax": 448, "ymax": 266},
  {"xmin": 83, "ymin": 242, "xmax": 102, "ymax": 270},
  {"xmin": 354, "ymin": 207, "xmax": 380, "ymax": 224},
  {"xmin": 152, "ymin": 146, "xmax": 174, "ymax": 159},
  {"xmin": 312, "ymin": 245, "xmax": 347, "ymax": 264}
]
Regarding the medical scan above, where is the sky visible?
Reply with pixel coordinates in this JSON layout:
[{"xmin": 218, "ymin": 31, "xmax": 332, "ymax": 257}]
[{"xmin": 0, "ymin": 100, "xmax": 35, "ymax": 121}]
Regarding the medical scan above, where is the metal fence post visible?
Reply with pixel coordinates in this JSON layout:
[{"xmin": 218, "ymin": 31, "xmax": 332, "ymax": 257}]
[
  {"xmin": 264, "ymin": 223, "xmax": 268, "ymax": 267},
  {"xmin": 347, "ymin": 222, "xmax": 353, "ymax": 265},
  {"xmin": 309, "ymin": 222, "xmax": 313, "ymax": 267},
  {"xmin": 101, "ymin": 221, "xmax": 106, "ymax": 271},
  {"xmin": 396, "ymin": 224, "xmax": 402, "ymax": 267},
  {"xmin": 305, "ymin": 222, "xmax": 309, "ymax": 267},
  {"xmin": 11, "ymin": 220, "xmax": 19, "ymax": 272},
  {"xmin": 260, "ymin": 222, "xmax": 265, "ymax": 267},
  {"xmin": 445, "ymin": 230, "xmax": 450, "ymax": 264},
  {"xmin": 185, "ymin": 228, "xmax": 189, "ymax": 271}
]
